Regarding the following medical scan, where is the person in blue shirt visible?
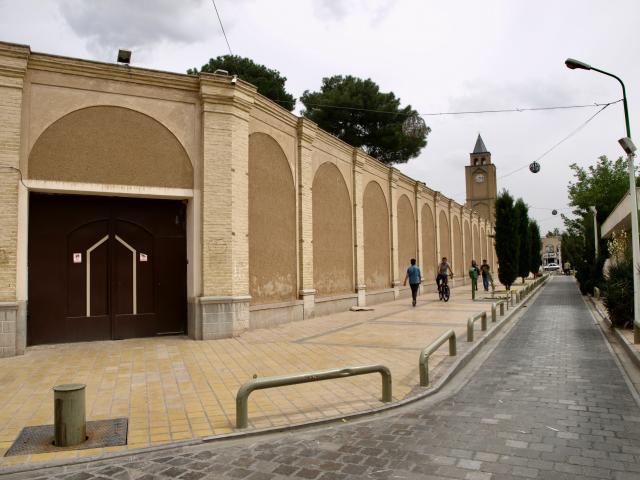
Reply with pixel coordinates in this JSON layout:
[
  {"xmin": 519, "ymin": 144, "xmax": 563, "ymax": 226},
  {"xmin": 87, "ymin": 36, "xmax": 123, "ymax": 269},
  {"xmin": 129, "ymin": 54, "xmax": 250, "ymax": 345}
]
[{"xmin": 403, "ymin": 258, "xmax": 422, "ymax": 307}]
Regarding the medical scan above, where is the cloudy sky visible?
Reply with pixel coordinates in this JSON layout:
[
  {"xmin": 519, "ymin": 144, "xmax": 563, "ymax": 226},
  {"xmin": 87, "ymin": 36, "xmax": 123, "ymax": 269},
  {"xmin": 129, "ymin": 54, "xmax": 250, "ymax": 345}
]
[{"xmin": 2, "ymin": 0, "xmax": 639, "ymax": 232}]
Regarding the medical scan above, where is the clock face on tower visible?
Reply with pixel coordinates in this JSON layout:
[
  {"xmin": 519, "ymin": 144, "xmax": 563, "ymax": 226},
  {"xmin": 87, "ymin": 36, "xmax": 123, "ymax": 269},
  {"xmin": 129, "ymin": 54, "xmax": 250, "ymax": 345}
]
[{"xmin": 474, "ymin": 173, "xmax": 485, "ymax": 183}]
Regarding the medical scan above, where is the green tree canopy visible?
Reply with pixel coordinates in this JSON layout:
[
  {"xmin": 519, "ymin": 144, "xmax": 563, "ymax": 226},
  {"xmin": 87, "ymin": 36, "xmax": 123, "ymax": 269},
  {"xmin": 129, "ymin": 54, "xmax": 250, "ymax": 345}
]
[
  {"xmin": 561, "ymin": 232, "xmax": 582, "ymax": 270},
  {"xmin": 515, "ymin": 198, "xmax": 530, "ymax": 282},
  {"xmin": 529, "ymin": 220, "xmax": 542, "ymax": 276},
  {"xmin": 300, "ymin": 75, "xmax": 430, "ymax": 164},
  {"xmin": 562, "ymin": 154, "xmax": 631, "ymax": 264},
  {"xmin": 495, "ymin": 190, "xmax": 518, "ymax": 289},
  {"xmin": 565, "ymin": 155, "xmax": 630, "ymax": 227},
  {"xmin": 188, "ymin": 55, "xmax": 296, "ymax": 111}
]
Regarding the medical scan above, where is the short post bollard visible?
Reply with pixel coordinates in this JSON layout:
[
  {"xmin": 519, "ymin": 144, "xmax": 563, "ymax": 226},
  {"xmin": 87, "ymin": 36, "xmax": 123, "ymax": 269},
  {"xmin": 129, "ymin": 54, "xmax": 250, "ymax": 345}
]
[
  {"xmin": 491, "ymin": 303, "xmax": 497, "ymax": 322},
  {"xmin": 499, "ymin": 301, "xmax": 505, "ymax": 316},
  {"xmin": 54, "ymin": 384, "xmax": 86, "ymax": 447}
]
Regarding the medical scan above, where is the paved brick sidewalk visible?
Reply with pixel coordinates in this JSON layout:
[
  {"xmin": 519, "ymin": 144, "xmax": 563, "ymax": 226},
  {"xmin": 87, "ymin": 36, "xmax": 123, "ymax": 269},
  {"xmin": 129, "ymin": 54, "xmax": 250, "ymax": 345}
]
[
  {"xmin": 15, "ymin": 276, "xmax": 640, "ymax": 479},
  {"xmin": 0, "ymin": 280, "xmax": 529, "ymax": 469}
]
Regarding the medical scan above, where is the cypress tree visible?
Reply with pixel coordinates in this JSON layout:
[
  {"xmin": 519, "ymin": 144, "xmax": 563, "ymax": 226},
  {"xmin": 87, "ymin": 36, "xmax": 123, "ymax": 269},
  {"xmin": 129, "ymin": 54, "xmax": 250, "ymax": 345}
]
[
  {"xmin": 494, "ymin": 190, "xmax": 518, "ymax": 289},
  {"xmin": 529, "ymin": 220, "xmax": 542, "ymax": 276},
  {"xmin": 515, "ymin": 199, "xmax": 531, "ymax": 282}
]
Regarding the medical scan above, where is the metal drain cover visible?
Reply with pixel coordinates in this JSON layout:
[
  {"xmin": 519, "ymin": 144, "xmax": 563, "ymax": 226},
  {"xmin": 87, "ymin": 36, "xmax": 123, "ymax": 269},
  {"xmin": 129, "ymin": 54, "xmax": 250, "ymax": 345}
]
[{"xmin": 5, "ymin": 418, "xmax": 128, "ymax": 456}]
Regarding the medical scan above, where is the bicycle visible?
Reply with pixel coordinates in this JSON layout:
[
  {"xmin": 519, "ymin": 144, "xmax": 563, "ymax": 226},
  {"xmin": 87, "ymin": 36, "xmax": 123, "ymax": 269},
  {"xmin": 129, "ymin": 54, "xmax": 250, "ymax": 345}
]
[{"xmin": 438, "ymin": 276, "xmax": 451, "ymax": 302}]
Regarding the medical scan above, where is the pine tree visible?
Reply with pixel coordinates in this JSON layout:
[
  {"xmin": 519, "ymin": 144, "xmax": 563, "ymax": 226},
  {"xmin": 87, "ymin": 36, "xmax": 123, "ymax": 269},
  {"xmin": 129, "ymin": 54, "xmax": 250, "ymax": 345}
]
[
  {"xmin": 494, "ymin": 190, "xmax": 518, "ymax": 289},
  {"xmin": 515, "ymin": 199, "xmax": 531, "ymax": 282},
  {"xmin": 529, "ymin": 220, "xmax": 542, "ymax": 276}
]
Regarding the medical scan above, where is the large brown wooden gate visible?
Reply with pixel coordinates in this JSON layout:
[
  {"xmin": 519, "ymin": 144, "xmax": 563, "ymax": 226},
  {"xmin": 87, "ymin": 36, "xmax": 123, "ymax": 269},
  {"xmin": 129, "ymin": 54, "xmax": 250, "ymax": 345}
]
[{"xmin": 28, "ymin": 194, "xmax": 187, "ymax": 345}]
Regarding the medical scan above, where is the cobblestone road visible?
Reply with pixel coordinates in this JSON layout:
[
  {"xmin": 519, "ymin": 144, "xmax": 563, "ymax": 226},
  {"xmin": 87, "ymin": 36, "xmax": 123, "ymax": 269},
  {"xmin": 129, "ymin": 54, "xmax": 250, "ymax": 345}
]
[{"xmin": 12, "ymin": 277, "xmax": 640, "ymax": 479}]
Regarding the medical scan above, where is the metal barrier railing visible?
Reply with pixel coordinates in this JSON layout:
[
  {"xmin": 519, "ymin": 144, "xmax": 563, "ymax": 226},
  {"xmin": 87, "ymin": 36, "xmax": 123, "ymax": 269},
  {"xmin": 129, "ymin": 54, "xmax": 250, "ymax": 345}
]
[
  {"xmin": 419, "ymin": 329, "xmax": 456, "ymax": 387},
  {"xmin": 467, "ymin": 311, "xmax": 487, "ymax": 342},
  {"xmin": 235, "ymin": 365, "xmax": 393, "ymax": 428},
  {"xmin": 491, "ymin": 300, "xmax": 507, "ymax": 322}
]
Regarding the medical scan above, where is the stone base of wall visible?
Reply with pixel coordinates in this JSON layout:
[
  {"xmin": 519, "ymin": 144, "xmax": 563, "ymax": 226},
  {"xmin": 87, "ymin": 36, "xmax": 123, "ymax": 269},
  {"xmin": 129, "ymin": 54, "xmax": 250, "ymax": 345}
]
[
  {"xmin": 0, "ymin": 302, "xmax": 17, "ymax": 358},
  {"xmin": 198, "ymin": 296, "xmax": 250, "ymax": 340},
  {"xmin": 396, "ymin": 286, "xmax": 411, "ymax": 299},
  {"xmin": 366, "ymin": 289, "xmax": 395, "ymax": 306},
  {"xmin": 314, "ymin": 294, "xmax": 358, "ymax": 317},
  {"xmin": 250, "ymin": 300, "xmax": 304, "ymax": 329}
]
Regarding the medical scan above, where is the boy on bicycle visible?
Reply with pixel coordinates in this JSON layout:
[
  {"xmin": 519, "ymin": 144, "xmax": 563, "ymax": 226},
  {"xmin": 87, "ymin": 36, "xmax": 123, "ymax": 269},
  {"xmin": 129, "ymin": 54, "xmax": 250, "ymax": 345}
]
[{"xmin": 436, "ymin": 257, "xmax": 454, "ymax": 292}]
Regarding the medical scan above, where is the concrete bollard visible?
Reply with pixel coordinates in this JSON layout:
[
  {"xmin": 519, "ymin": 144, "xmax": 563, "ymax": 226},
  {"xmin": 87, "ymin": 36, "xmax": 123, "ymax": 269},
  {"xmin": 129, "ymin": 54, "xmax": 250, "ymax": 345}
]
[
  {"xmin": 54, "ymin": 384, "xmax": 87, "ymax": 447},
  {"xmin": 499, "ymin": 301, "xmax": 504, "ymax": 316},
  {"xmin": 594, "ymin": 287, "xmax": 600, "ymax": 300},
  {"xmin": 491, "ymin": 303, "xmax": 497, "ymax": 323}
]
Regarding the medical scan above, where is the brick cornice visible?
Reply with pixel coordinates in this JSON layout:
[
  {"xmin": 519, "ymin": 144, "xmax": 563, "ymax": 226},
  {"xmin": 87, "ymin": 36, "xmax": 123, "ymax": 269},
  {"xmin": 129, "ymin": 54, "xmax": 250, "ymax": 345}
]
[
  {"xmin": 389, "ymin": 168, "xmax": 400, "ymax": 188},
  {"xmin": 26, "ymin": 50, "xmax": 199, "ymax": 91},
  {"xmin": 297, "ymin": 117, "xmax": 318, "ymax": 145},
  {"xmin": 0, "ymin": 42, "xmax": 29, "ymax": 79},
  {"xmin": 254, "ymin": 94, "xmax": 298, "ymax": 128},
  {"xmin": 352, "ymin": 148, "xmax": 367, "ymax": 170},
  {"xmin": 200, "ymin": 73, "xmax": 256, "ymax": 114}
]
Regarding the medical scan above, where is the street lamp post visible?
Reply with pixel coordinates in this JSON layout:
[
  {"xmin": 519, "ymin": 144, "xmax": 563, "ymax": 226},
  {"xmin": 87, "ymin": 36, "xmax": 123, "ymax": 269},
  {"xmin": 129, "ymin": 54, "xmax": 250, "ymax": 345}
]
[
  {"xmin": 566, "ymin": 58, "xmax": 640, "ymax": 343},
  {"xmin": 589, "ymin": 206, "xmax": 598, "ymax": 258}
]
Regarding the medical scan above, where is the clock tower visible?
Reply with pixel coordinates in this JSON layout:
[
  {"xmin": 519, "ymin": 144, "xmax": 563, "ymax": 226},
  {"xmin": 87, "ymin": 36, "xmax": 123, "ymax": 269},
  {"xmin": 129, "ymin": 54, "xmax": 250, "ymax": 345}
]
[{"xmin": 465, "ymin": 134, "xmax": 497, "ymax": 224}]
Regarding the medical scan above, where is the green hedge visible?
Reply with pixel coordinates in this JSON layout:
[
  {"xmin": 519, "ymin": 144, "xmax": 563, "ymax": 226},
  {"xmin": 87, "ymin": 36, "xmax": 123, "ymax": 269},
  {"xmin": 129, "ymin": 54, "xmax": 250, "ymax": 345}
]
[{"xmin": 603, "ymin": 255, "xmax": 633, "ymax": 328}]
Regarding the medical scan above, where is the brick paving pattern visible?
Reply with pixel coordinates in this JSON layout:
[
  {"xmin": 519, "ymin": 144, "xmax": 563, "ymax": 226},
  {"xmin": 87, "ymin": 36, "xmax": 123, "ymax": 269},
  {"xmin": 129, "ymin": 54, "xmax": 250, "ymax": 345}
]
[
  {"xmin": 13, "ymin": 276, "xmax": 640, "ymax": 479},
  {"xmin": 0, "ymin": 279, "xmax": 527, "ymax": 468}
]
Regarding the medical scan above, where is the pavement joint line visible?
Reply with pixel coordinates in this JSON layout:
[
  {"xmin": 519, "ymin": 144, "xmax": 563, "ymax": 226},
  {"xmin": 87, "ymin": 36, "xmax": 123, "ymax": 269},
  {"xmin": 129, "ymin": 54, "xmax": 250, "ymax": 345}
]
[
  {"xmin": 584, "ymin": 295, "xmax": 640, "ymax": 409},
  {"xmin": 295, "ymin": 286, "xmax": 499, "ymax": 344},
  {"xmin": 0, "ymin": 277, "xmax": 549, "ymax": 477}
]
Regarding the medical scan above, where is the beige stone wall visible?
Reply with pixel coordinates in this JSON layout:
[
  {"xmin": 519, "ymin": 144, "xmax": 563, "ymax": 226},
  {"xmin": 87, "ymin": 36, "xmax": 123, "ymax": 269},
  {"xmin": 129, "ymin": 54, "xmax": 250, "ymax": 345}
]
[
  {"xmin": 422, "ymin": 205, "xmax": 436, "ymax": 279},
  {"xmin": 363, "ymin": 180, "xmax": 390, "ymax": 290},
  {"xmin": 0, "ymin": 41, "xmax": 504, "ymax": 355},
  {"xmin": 312, "ymin": 162, "xmax": 354, "ymax": 296},
  {"xmin": 397, "ymin": 194, "xmax": 416, "ymax": 276},
  {"xmin": 248, "ymin": 132, "xmax": 297, "ymax": 304},
  {"xmin": 453, "ymin": 216, "xmax": 463, "ymax": 276},
  {"xmin": 29, "ymin": 106, "xmax": 193, "ymax": 188},
  {"xmin": 439, "ymin": 210, "xmax": 451, "ymax": 261},
  {"xmin": 473, "ymin": 224, "xmax": 480, "ymax": 261}
]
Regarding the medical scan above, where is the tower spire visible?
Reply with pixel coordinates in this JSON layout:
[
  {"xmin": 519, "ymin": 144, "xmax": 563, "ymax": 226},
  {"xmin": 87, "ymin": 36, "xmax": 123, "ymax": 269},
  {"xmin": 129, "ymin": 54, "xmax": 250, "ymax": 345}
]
[{"xmin": 473, "ymin": 134, "xmax": 489, "ymax": 154}]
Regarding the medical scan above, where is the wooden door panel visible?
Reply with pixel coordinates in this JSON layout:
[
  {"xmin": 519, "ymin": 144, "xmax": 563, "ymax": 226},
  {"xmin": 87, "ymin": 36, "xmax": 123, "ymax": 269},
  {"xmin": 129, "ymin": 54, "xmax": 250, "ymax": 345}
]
[
  {"xmin": 29, "ymin": 193, "xmax": 186, "ymax": 345},
  {"xmin": 66, "ymin": 221, "xmax": 109, "ymax": 318}
]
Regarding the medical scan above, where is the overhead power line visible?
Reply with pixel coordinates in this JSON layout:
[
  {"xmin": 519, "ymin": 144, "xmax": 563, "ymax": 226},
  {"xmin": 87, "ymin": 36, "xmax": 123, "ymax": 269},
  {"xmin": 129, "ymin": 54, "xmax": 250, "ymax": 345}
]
[
  {"xmin": 292, "ymin": 99, "xmax": 622, "ymax": 117},
  {"xmin": 498, "ymin": 101, "xmax": 617, "ymax": 180},
  {"xmin": 211, "ymin": 0, "xmax": 233, "ymax": 55}
]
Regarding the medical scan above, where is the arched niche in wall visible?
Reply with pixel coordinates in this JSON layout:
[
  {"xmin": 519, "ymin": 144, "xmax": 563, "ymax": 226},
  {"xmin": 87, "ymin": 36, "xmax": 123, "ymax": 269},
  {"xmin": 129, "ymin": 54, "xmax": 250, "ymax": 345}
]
[
  {"xmin": 473, "ymin": 224, "xmax": 480, "ymax": 261},
  {"xmin": 363, "ymin": 181, "xmax": 390, "ymax": 290},
  {"xmin": 422, "ymin": 205, "xmax": 436, "ymax": 280},
  {"xmin": 453, "ymin": 216, "xmax": 463, "ymax": 276},
  {"xmin": 439, "ymin": 211, "xmax": 451, "ymax": 262},
  {"xmin": 312, "ymin": 162, "xmax": 353, "ymax": 296},
  {"xmin": 480, "ymin": 226, "xmax": 487, "ymax": 262},
  {"xmin": 248, "ymin": 133, "xmax": 297, "ymax": 305},
  {"xmin": 464, "ymin": 220, "xmax": 472, "ymax": 269},
  {"xmin": 397, "ymin": 195, "xmax": 416, "ymax": 275},
  {"xmin": 29, "ymin": 106, "xmax": 193, "ymax": 188}
]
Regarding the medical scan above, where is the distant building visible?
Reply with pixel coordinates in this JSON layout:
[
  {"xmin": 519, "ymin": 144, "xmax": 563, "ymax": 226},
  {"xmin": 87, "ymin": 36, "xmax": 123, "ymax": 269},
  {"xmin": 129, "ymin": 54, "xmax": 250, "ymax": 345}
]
[{"xmin": 541, "ymin": 236, "xmax": 562, "ymax": 266}]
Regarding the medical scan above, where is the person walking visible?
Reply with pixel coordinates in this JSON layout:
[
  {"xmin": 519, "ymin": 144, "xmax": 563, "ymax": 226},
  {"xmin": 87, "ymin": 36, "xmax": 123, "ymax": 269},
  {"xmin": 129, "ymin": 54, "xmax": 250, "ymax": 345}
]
[
  {"xmin": 481, "ymin": 259, "xmax": 491, "ymax": 292},
  {"xmin": 469, "ymin": 260, "xmax": 480, "ymax": 299},
  {"xmin": 403, "ymin": 258, "xmax": 422, "ymax": 307}
]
